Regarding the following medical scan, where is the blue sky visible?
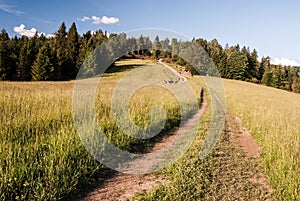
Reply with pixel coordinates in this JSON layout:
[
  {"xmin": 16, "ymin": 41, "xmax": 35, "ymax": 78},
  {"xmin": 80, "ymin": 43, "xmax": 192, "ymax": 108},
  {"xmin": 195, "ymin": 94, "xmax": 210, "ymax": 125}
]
[{"xmin": 1, "ymin": 0, "xmax": 300, "ymax": 65}]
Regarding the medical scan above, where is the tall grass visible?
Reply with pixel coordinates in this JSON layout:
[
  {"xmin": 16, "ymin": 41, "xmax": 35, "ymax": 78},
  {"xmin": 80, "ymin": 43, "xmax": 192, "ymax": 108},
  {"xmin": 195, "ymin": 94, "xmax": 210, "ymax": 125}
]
[
  {"xmin": 0, "ymin": 81, "xmax": 100, "ymax": 200},
  {"xmin": 0, "ymin": 59, "xmax": 202, "ymax": 200},
  {"xmin": 224, "ymin": 79, "xmax": 300, "ymax": 200},
  {"xmin": 132, "ymin": 77, "xmax": 275, "ymax": 200}
]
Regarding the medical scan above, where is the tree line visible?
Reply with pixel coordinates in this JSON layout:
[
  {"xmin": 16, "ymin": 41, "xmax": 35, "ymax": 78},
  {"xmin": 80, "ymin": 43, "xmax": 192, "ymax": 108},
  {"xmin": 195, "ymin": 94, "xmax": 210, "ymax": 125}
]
[
  {"xmin": 0, "ymin": 22, "xmax": 109, "ymax": 81},
  {"xmin": 1, "ymin": 21, "xmax": 300, "ymax": 92},
  {"xmin": 195, "ymin": 38, "xmax": 300, "ymax": 92}
]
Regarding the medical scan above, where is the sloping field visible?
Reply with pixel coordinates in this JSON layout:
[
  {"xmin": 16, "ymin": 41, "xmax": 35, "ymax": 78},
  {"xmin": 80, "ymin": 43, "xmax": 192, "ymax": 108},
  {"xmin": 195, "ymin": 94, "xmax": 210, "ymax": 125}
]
[
  {"xmin": 0, "ymin": 59, "xmax": 203, "ymax": 200},
  {"xmin": 1, "ymin": 59, "xmax": 298, "ymax": 200},
  {"xmin": 224, "ymin": 79, "xmax": 300, "ymax": 200}
]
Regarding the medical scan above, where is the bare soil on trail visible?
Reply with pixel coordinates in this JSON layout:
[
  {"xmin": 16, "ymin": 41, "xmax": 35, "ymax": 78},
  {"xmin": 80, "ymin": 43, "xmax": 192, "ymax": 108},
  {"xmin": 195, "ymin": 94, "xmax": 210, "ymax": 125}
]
[
  {"xmin": 226, "ymin": 114, "xmax": 273, "ymax": 197},
  {"xmin": 80, "ymin": 173, "xmax": 165, "ymax": 201},
  {"xmin": 158, "ymin": 60, "xmax": 187, "ymax": 82},
  {"xmin": 77, "ymin": 96, "xmax": 274, "ymax": 201},
  {"xmin": 229, "ymin": 115, "xmax": 260, "ymax": 158}
]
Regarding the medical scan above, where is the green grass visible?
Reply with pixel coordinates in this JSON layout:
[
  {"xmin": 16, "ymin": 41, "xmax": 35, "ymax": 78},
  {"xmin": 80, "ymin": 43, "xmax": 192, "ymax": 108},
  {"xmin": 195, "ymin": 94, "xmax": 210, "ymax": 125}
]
[
  {"xmin": 224, "ymin": 79, "xmax": 300, "ymax": 200},
  {"xmin": 0, "ymin": 81, "xmax": 100, "ymax": 200},
  {"xmin": 0, "ymin": 59, "xmax": 203, "ymax": 200},
  {"xmin": 132, "ymin": 89, "xmax": 271, "ymax": 201},
  {"xmin": 137, "ymin": 78, "xmax": 299, "ymax": 201},
  {"xmin": 4, "ymin": 59, "xmax": 296, "ymax": 200}
]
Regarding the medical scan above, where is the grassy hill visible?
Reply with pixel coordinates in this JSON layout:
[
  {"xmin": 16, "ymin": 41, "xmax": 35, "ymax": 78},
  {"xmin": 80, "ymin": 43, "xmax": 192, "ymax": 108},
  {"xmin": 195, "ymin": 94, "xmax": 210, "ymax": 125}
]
[
  {"xmin": 0, "ymin": 59, "xmax": 203, "ymax": 200},
  {"xmin": 134, "ymin": 75, "xmax": 300, "ymax": 201},
  {"xmin": 1, "ymin": 59, "xmax": 299, "ymax": 200}
]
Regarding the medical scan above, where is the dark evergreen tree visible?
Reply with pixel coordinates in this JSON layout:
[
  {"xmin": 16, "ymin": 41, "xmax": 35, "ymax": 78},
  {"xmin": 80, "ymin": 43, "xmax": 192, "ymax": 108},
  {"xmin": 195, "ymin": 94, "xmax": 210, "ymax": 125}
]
[
  {"xmin": 82, "ymin": 51, "xmax": 97, "ymax": 77},
  {"xmin": 17, "ymin": 35, "xmax": 39, "ymax": 80},
  {"xmin": 226, "ymin": 50, "xmax": 249, "ymax": 80},
  {"xmin": 171, "ymin": 38, "xmax": 178, "ymax": 61},
  {"xmin": 196, "ymin": 38, "xmax": 208, "ymax": 52},
  {"xmin": 31, "ymin": 43, "xmax": 54, "ymax": 81},
  {"xmin": 262, "ymin": 71, "xmax": 275, "ymax": 87},
  {"xmin": 152, "ymin": 35, "xmax": 161, "ymax": 59},
  {"xmin": 160, "ymin": 38, "xmax": 170, "ymax": 58},
  {"xmin": 137, "ymin": 35, "xmax": 145, "ymax": 55},
  {"xmin": 0, "ymin": 29, "xmax": 15, "ymax": 80},
  {"xmin": 65, "ymin": 22, "xmax": 80, "ymax": 79},
  {"xmin": 244, "ymin": 48, "xmax": 258, "ymax": 81},
  {"xmin": 54, "ymin": 22, "xmax": 67, "ymax": 80},
  {"xmin": 207, "ymin": 38, "xmax": 223, "ymax": 74}
]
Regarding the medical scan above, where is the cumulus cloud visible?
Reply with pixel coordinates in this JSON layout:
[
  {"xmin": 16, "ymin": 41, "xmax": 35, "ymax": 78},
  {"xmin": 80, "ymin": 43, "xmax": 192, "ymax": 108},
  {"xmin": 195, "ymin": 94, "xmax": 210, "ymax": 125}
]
[
  {"xmin": 90, "ymin": 15, "xmax": 119, "ymax": 24},
  {"xmin": 0, "ymin": 2, "xmax": 24, "ymax": 15},
  {"xmin": 77, "ymin": 16, "xmax": 90, "ymax": 22},
  {"xmin": 14, "ymin": 24, "xmax": 37, "ymax": 37},
  {"xmin": 13, "ymin": 24, "xmax": 43, "ymax": 37},
  {"xmin": 98, "ymin": 16, "xmax": 119, "ymax": 24},
  {"xmin": 91, "ymin": 16, "xmax": 102, "ymax": 24},
  {"xmin": 271, "ymin": 57, "xmax": 300, "ymax": 66},
  {"xmin": 78, "ymin": 15, "xmax": 119, "ymax": 24},
  {"xmin": 47, "ymin": 34, "xmax": 55, "ymax": 38}
]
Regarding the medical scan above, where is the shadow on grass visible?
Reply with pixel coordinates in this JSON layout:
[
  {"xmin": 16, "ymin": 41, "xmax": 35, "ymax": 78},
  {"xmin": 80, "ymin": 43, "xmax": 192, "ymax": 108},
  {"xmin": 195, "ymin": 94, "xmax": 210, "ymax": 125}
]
[
  {"xmin": 104, "ymin": 64, "xmax": 146, "ymax": 74},
  {"xmin": 64, "ymin": 116, "xmax": 183, "ymax": 200},
  {"xmin": 65, "ymin": 166, "xmax": 120, "ymax": 201}
]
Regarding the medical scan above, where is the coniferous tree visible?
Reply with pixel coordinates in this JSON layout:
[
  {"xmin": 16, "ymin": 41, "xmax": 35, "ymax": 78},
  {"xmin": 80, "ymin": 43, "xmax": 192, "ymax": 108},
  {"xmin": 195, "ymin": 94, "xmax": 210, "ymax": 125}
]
[
  {"xmin": 66, "ymin": 22, "xmax": 80, "ymax": 79},
  {"xmin": 82, "ymin": 51, "xmax": 97, "ymax": 77},
  {"xmin": 274, "ymin": 65, "xmax": 284, "ymax": 89},
  {"xmin": 243, "ymin": 48, "xmax": 258, "ymax": 81},
  {"xmin": 54, "ymin": 22, "xmax": 67, "ymax": 80},
  {"xmin": 218, "ymin": 51, "xmax": 227, "ymax": 77},
  {"xmin": 17, "ymin": 35, "xmax": 39, "ymax": 80},
  {"xmin": 262, "ymin": 71, "xmax": 275, "ymax": 87},
  {"xmin": 152, "ymin": 35, "xmax": 161, "ymax": 59},
  {"xmin": 249, "ymin": 49, "xmax": 259, "ymax": 81},
  {"xmin": 260, "ymin": 57, "xmax": 271, "ymax": 83},
  {"xmin": 136, "ymin": 35, "xmax": 145, "ymax": 56},
  {"xmin": 171, "ymin": 38, "xmax": 179, "ymax": 61},
  {"xmin": 17, "ymin": 39, "xmax": 28, "ymax": 80},
  {"xmin": 31, "ymin": 43, "xmax": 54, "ymax": 81},
  {"xmin": 226, "ymin": 50, "xmax": 249, "ymax": 80},
  {"xmin": 143, "ymin": 36, "xmax": 152, "ymax": 55},
  {"xmin": 207, "ymin": 38, "xmax": 223, "ymax": 74},
  {"xmin": 0, "ymin": 29, "xmax": 14, "ymax": 80},
  {"xmin": 196, "ymin": 38, "xmax": 208, "ymax": 52},
  {"xmin": 160, "ymin": 38, "xmax": 170, "ymax": 58}
]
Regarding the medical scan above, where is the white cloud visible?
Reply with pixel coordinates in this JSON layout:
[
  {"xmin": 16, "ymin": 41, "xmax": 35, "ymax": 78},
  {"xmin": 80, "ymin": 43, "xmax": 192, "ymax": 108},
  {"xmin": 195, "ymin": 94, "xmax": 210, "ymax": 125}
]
[
  {"xmin": 100, "ymin": 16, "xmax": 119, "ymax": 24},
  {"xmin": 13, "ymin": 24, "xmax": 40, "ymax": 37},
  {"xmin": 78, "ymin": 15, "xmax": 119, "ymax": 25},
  {"xmin": 271, "ymin": 57, "xmax": 300, "ymax": 66},
  {"xmin": 91, "ymin": 15, "xmax": 119, "ymax": 24},
  {"xmin": 47, "ymin": 34, "xmax": 55, "ymax": 38},
  {"xmin": 0, "ymin": 2, "xmax": 24, "ymax": 15},
  {"xmin": 78, "ymin": 16, "xmax": 90, "ymax": 22},
  {"xmin": 91, "ymin": 16, "xmax": 101, "ymax": 24}
]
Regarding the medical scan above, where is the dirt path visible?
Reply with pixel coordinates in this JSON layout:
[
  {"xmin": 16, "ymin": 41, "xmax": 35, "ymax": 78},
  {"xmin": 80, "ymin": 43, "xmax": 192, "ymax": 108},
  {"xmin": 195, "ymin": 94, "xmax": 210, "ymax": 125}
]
[
  {"xmin": 229, "ymin": 115, "xmax": 260, "ymax": 158},
  {"xmin": 79, "ymin": 173, "xmax": 165, "ymax": 201},
  {"xmin": 76, "ymin": 91, "xmax": 273, "ymax": 201},
  {"xmin": 78, "ymin": 92, "xmax": 207, "ymax": 201},
  {"xmin": 226, "ymin": 114, "xmax": 273, "ymax": 197},
  {"xmin": 158, "ymin": 61, "xmax": 187, "ymax": 82}
]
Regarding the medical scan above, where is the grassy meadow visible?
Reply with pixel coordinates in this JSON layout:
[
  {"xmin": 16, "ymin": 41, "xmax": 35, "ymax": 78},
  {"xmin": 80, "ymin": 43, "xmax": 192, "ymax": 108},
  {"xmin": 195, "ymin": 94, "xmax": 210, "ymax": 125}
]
[
  {"xmin": 132, "ymin": 70, "xmax": 300, "ymax": 200},
  {"xmin": 1, "ymin": 59, "xmax": 300, "ymax": 200},
  {"xmin": 0, "ymin": 59, "xmax": 204, "ymax": 200}
]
